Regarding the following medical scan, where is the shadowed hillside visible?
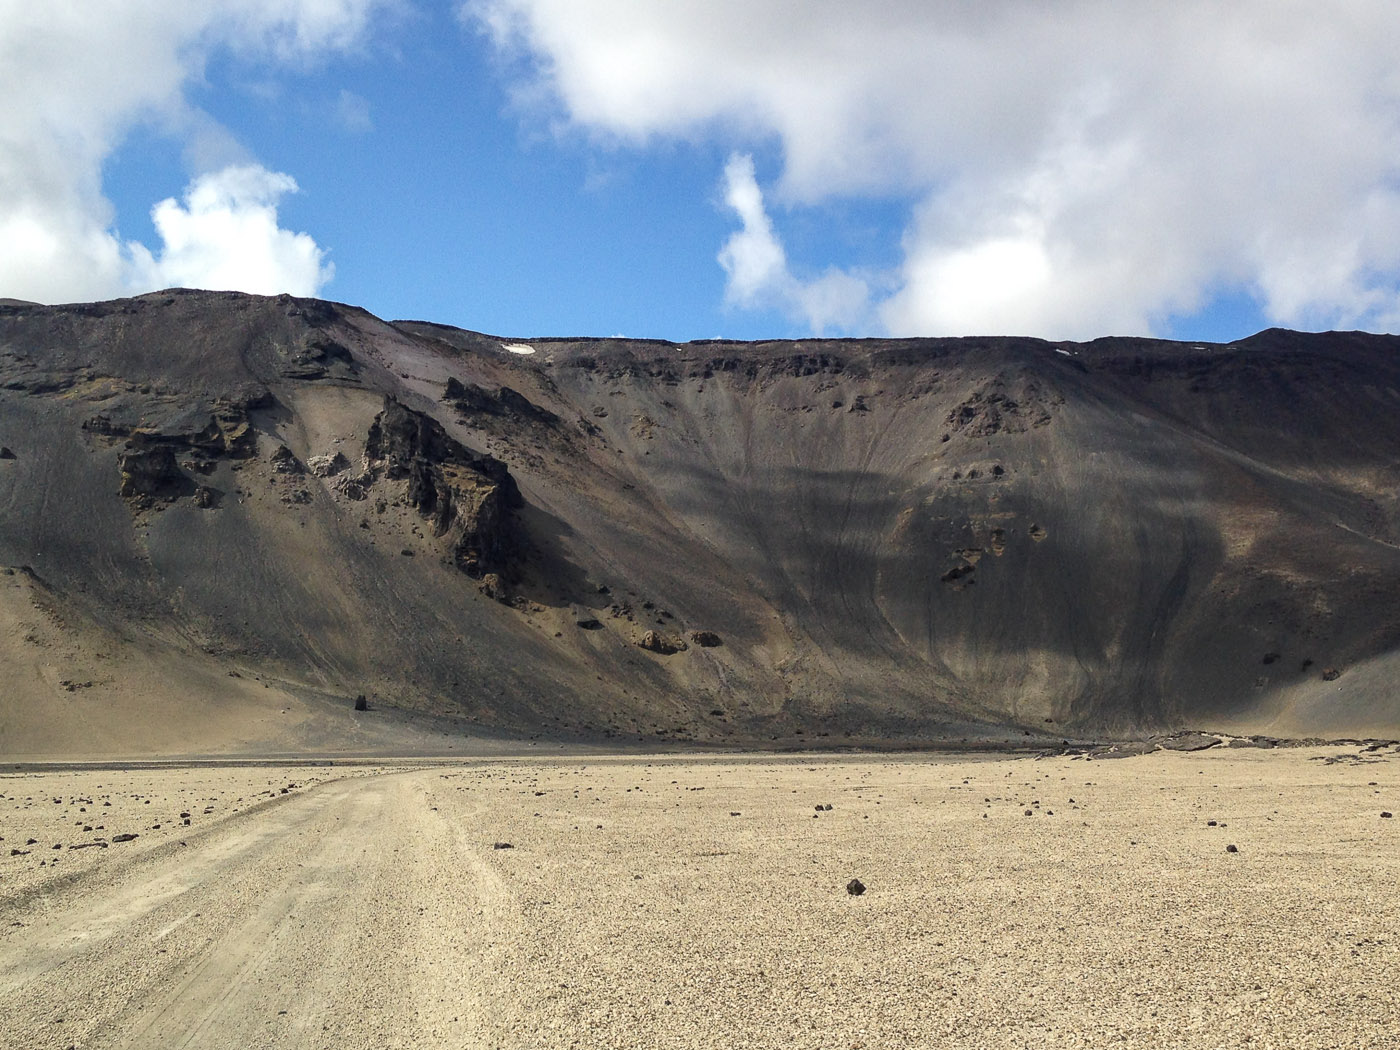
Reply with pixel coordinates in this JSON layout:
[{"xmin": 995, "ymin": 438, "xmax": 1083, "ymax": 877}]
[{"xmin": 2, "ymin": 290, "xmax": 1399, "ymax": 754}]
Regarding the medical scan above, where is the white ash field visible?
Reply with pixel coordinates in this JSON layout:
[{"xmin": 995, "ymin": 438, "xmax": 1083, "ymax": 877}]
[{"xmin": 3, "ymin": 745, "xmax": 1398, "ymax": 1049}]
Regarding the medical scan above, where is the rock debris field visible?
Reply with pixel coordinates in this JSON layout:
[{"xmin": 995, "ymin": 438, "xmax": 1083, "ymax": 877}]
[{"xmin": 2, "ymin": 746, "xmax": 1398, "ymax": 1049}]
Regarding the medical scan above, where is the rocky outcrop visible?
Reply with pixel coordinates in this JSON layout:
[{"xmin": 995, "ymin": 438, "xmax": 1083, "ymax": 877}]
[
  {"xmin": 279, "ymin": 333, "xmax": 357, "ymax": 381},
  {"xmin": 945, "ymin": 375, "xmax": 1059, "ymax": 437},
  {"xmin": 118, "ymin": 444, "xmax": 194, "ymax": 503},
  {"xmin": 1159, "ymin": 732, "xmax": 1222, "ymax": 752},
  {"xmin": 186, "ymin": 411, "xmax": 257, "ymax": 458},
  {"xmin": 106, "ymin": 400, "xmax": 261, "ymax": 510},
  {"xmin": 270, "ymin": 445, "xmax": 304, "ymax": 474},
  {"xmin": 365, "ymin": 398, "xmax": 522, "ymax": 576},
  {"xmin": 307, "ymin": 451, "xmax": 349, "ymax": 477},
  {"xmin": 639, "ymin": 630, "xmax": 687, "ymax": 655},
  {"xmin": 331, "ymin": 471, "xmax": 370, "ymax": 500},
  {"xmin": 443, "ymin": 377, "xmax": 562, "ymax": 428}
]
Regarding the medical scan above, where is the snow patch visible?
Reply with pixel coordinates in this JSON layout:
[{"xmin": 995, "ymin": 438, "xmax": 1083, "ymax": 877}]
[{"xmin": 502, "ymin": 343, "xmax": 536, "ymax": 355}]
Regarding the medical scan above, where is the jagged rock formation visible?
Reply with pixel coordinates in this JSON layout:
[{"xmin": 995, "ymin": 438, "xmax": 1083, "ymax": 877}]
[
  {"xmin": 100, "ymin": 402, "xmax": 258, "ymax": 509},
  {"xmin": 4, "ymin": 288, "xmax": 1400, "ymax": 751},
  {"xmin": 364, "ymin": 398, "xmax": 521, "ymax": 576},
  {"xmin": 443, "ymin": 376, "xmax": 563, "ymax": 429}
]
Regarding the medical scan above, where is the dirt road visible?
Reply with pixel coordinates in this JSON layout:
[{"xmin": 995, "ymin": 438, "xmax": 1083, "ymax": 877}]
[
  {"xmin": 1, "ymin": 767, "xmax": 525, "ymax": 1048},
  {"xmin": 3, "ymin": 749, "xmax": 1399, "ymax": 1048}
]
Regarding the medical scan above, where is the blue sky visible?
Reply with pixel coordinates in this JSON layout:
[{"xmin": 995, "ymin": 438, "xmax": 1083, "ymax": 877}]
[
  {"xmin": 7, "ymin": 2, "xmax": 1400, "ymax": 343},
  {"xmin": 151, "ymin": 15, "xmax": 773, "ymax": 338}
]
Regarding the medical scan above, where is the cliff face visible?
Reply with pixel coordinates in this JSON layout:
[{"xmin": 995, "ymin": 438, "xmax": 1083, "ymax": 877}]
[
  {"xmin": 3, "ymin": 289, "xmax": 1400, "ymax": 750},
  {"xmin": 362, "ymin": 397, "xmax": 521, "ymax": 577}
]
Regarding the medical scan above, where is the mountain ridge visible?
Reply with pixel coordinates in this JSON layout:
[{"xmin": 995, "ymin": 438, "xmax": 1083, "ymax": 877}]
[{"xmin": 2, "ymin": 289, "xmax": 1398, "ymax": 755}]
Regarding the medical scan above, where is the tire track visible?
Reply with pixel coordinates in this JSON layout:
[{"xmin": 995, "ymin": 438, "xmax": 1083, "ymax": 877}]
[
  {"xmin": 102, "ymin": 784, "xmax": 389, "ymax": 1049},
  {"xmin": 0, "ymin": 769, "xmax": 523, "ymax": 1050},
  {"xmin": 0, "ymin": 780, "xmax": 358, "ymax": 998}
]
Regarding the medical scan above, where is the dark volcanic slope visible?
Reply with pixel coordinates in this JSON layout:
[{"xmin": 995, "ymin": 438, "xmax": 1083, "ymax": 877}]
[{"xmin": 2, "ymin": 290, "xmax": 1399, "ymax": 750}]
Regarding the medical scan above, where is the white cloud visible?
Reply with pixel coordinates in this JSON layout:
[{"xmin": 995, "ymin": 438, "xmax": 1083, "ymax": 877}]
[
  {"xmin": 127, "ymin": 166, "xmax": 331, "ymax": 297},
  {"xmin": 717, "ymin": 154, "xmax": 869, "ymax": 333},
  {"xmin": 334, "ymin": 89, "xmax": 375, "ymax": 134},
  {"xmin": 468, "ymin": 0, "xmax": 1400, "ymax": 337},
  {"xmin": 0, "ymin": 0, "xmax": 393, "ymax": 304},
  {"xmin": 717, "ymin": 155, "xmax": 788, "ymax": 307}
]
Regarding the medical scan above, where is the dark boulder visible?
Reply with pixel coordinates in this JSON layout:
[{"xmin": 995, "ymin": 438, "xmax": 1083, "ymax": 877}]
[{"xmin": 573, "ymin": 606, "xmax": 603, "ymax": 630}]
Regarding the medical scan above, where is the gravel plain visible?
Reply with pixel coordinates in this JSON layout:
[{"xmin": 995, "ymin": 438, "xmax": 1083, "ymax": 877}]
[{"xmin": 2, "ymin": 745, "xmax": 1398, "ymax": 1049}]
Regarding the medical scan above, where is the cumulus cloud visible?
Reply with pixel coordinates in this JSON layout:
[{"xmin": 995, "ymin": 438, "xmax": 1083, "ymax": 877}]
[
  {"xmin": 0, "ymin": 0, "xmax": 391, "ymax": 304},
  {"xmin": 717, "ymin": 155, "xmax": 787, "ymax": 307},
  {"xmin": 469, "ymin": 0, "xmax": 1400, "ymax": 337},
  {"xmin": 127, "ymin": 166, "xmax": 331, "ymax": 296},
  {"xmin": 717, "ymin": 154, "xmax": 869, "ymax": 333}
]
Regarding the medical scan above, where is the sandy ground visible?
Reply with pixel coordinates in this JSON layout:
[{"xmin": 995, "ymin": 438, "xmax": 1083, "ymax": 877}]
[{"xmin": 2, "ymin": 746, "xmax": 1398, "ymax": 1049}]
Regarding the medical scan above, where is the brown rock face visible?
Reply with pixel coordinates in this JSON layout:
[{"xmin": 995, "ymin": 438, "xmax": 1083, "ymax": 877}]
[
  {"xmin": 307, "ymin": 451, "xmax": 349, "ymax": 478},
  {"xmin": 117, "ymin": 444, "xmax": 192, "ymax": 503},
  {"xmin": 639, "ymin": 631, "xmax": 687, "ymax": 655},
  {"xmin": 187, "ymin": 411, "xmax": 257, "ymax": 458},
  {"xmin": 107, "ymin": 402, "xmax": 259, "ymax": 508},
  {"xmin": 364, "ymin": 398, "xmax": 522, "ymax": 576},
  {"xmin": 279, "ymin": 332, "xmax": 357, "ymax": 381},
  {"xmin": 443, "ymin": 377, "xmax": 562, "ymax": 429},
  {"xmin": 944, "ymin": 375, "xmax": 1058, "ymax": 436}
]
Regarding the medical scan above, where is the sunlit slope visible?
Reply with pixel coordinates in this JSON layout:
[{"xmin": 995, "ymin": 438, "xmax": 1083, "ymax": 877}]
[
  {"xmin": 2, "ymin": 290, "xmax": 1397, "ymax": 752},
  {"xmin": 483, "ymin": 328, "xmax": 1400, "ymax": 737}
]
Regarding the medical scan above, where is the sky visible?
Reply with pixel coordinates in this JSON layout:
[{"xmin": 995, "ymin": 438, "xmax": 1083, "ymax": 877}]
[{"xmin": 5, "ymin": 2, "xmax": 1400, "ymax": 343}]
